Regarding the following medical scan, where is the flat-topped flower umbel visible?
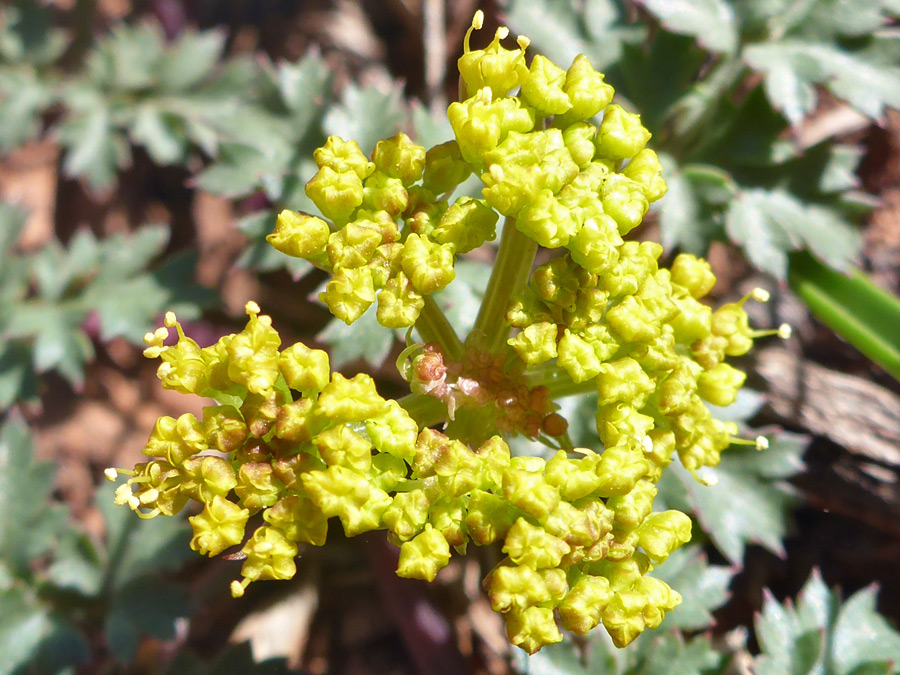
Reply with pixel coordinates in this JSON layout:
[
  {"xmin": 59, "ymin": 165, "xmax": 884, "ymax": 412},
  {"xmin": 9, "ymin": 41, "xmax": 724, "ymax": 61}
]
[{"xmin": 111, "ymin": 11, "xmax": 788, "ymax": 654}]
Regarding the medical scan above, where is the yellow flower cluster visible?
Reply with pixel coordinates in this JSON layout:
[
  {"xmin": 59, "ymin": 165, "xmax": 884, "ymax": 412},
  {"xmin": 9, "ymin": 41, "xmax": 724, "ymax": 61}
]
[
  {"xmin": 268, "ymin": 133, "xmax": 497, "ymax": 327},
  {"xmin": 114, "ymin": 303, "xmax": 690, "ymax": 652},
  {"xmin": 112, "ymin": 11, "xmax": 788, "ymax": 656},
  {"xmin": 509, "ymin": 251, "xmax": 780, "ymax": 475}
]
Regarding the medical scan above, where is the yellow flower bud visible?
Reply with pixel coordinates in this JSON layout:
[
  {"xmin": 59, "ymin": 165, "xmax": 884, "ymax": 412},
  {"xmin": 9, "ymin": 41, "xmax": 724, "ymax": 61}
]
[
  {"xmin": 595, "ymin": 104, "xmax": 651, "ymax": 160},
  {"xmin": 623, "ymin": 148, "xmax": 668, "ymax": 202},
  {"xmin": 226, "ymin": 303, "xmax": 281, "ymax": 395},
  {"xmin": 557, "ymin": 329, "xmax": 602, "ymax": 382},
  {"xmin": 305, "ymin": 165, "xmax": 364, "ymax": 224},
  {"xmin": 636, "ymin": 510, "xmax": 692, "ymax": 563},
  {"xmin": 362, "ymin": 171, "xmax": 409, "ymax": 216},
  {"xmin": 143, "ymin": 413, "xmax": 206, "ymax": 466},
  {"xmin": 317, "ymin": 372, "xmax": 389, "ymax": 422},
  {"xmin": 396, "ymin": 524, "xmax": 451, "ymax": 582},
  {"xmin": 464, "ymin": 489, "xmax": 519, "ymax": 546},
  {"xmin": 516, "ymin": 189, "xmax": 579, "ymax": 248},
  {"xmin": 314, "ymin": 423, "xmax": 373, "ymax": 472},
  {"xmin": 267, "ymin": 210, "xmax": 331, "ymax": 261},
  {"xmin": 203, "ymin": 405, "xmax": 248, "ymax": 454},
  {"xmin": 372, "ymin": 132, "xmax": 426, "ymax": 186},
  {"xmin": 382, "ymin": 489, "xmax": 431, "ymax": 541},
  {"xmin": 319, "ymin": 266, "xmax": 376, "ymax": 325},
  {"xmin": 544, "ymin": 450, "xmax": 602, "ymax": 501},
  {"xmin": 520, "ymin": 54, "xmax": 571, "ymax": 116},
  {"xmin": 594, "ymin": 442, "xmax": 651, "ymax": 497},
  {"xmin": 422, "ymin": 141, "xmax": 471, "ymax": 194},
  {"xmin": 240, "ymin": 526, "xmax": 299, "ymax": 583},
  {"xmin": 502, "ymin": 460, "xmax": 560, "ymax": 522},
  {"xmin": 560, "ymin": 55, "xmax": 615, "ymax": 124},
  {"xmin": 508, "ymin": 321, "xmax": 559, "ymax": 366},
  {"xmin": 263, "ymin": 495, "xmax": 329, "ymax": 546},
  {"xmin": 601, "ymin": 174, "xmax": 650, "ymax": 235},
  {"xmin": 377, "ymin": 273, "xmax": 425, "ymax": 328},
  {"xmin": 671, "ymin": 253, "xmax": 717, "ymax": 299},
  {"xmin": 431, "ymin": 197, "xmax": 498, "ymax": 253},
  {"xmin": 558, "ymin": 574, "xmax": 612, "ymax": 634},
  {"xmin": 449, "ymin": 89, "xmax": 535, "ymax": 164},
  {"xmin": 486, "ymin": 564, "xmax": 562, "ymax": 614},
  {"xmin": 363, "ymin": 400, "xmax": 418, "ymax": 462},
  {"xmin": 189, "ymin": 496, "xmax": 250, "ymax": 557},
  {"xmin": 505, "ymin": 606, "xmax": 563, "ymax": 654},
  {"xmin": 278, "ymin": 342, "xmax": 330, "ymax": 394},
  {"xmin": 235, "ymin": 461, "xmax": 283, "ymax": 512},
  {"xmin": 326, "ymin": 222, "xmax": 382, "ymax": 270},
  {"xmin": 502, "ymin": 517, "xmax": 571, "ymax": 569},
  {"xmin": 602, "ymin": 590, "xmax": 648, "ymax": 647},
  {"xmin": 608, "ymin": 479, "xmax": 657, "ymax": 529},
  {"xmin": 401, "ymin": 233, "xmax": 455, "ymax": 294},
  {"xmin": 314, "ymin": 135, "xmax": 374, "ymax": 180},
  {"xmin": 182, "ymin": 455, "xmax": 238, "ymax": 503},
  {"xmin": 569, "ymin": 214, "xmax": 622, "ymax": 274},
  {"xmin": 596, "ymin": 357, "xmax": 655, "ymax": 408},
  {"xmin": 634, "ymin": 576, "xmax": 681, "ymax": 630},
  {"xmin": 302, "ymin": 465, "xmax": 392, "ymax": 536},
  {"xmin": 698, "ymin": 362, "xmax": 746, "ymax": 407},
  {"xmin": 561, "ymin": 122, "xmax": 597, "ymax": 167}
]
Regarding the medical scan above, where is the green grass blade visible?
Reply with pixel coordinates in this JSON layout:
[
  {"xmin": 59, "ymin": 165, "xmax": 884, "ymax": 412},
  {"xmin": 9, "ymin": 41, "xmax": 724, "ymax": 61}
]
[{"xmin": 788, "ymin": 251, "xmax": 900, "ymax": 381}]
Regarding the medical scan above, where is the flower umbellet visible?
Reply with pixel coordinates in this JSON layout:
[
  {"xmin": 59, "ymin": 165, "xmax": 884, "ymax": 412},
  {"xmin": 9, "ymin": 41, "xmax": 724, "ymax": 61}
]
[{"xmin": 109, "ymin": 11, "xmax": 789, "ymax": 654}]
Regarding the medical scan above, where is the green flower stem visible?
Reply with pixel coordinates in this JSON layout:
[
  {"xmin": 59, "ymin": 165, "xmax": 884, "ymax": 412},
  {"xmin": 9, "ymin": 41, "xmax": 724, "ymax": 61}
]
[
  {"xmin": 398, "ymin": 393, "xmax": 449, "ymax": 428},
  {"xmin": 540, "ymin": 369, "xmax": 597, "ymax": 400},
  {"xmin": 467, "ymin": 217, "xmax": 538, "ymax": 355},
  {"xmin": 416, "ymin": 295, "xmax": 465, "ymax": 361}
]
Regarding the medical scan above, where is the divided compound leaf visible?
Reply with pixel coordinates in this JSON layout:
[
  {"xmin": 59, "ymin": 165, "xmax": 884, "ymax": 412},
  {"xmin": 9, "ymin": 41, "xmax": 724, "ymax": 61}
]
[
  {"xmin": 744, "ymin": 41, "xmax": 900, "ymax": 125},
  {"xmin": 58, "ymin": 101, "xmax": 130, "ymax": 191},
  {"xmin": 0, "ymin": 418, "xmax": 68, "ymax": 576},
  {"xmin": 157, "ymin": 29, "xmax": 227, "ymax": 92},
  {"xmin": 831, "ymin": 584, "xmax": 900, "ymax": 674},
  {"xmin": 725, "ymin": 189, "xmax": 861, "ymax": 280},
  {"xmin": 637, "ymin": 0, "xmax": 739, "ymax": 55},
  {"xmin": 755, "ymin": 569, "xmax": 900, "ymax": 675},
  {"xmin": 0, "ymin": 586, "xmax": 54, "ymax": 675}
]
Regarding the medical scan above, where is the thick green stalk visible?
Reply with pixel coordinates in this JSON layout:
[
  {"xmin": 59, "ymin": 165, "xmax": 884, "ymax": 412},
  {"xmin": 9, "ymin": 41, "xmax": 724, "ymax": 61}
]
[
  {"xmin": 415, "ymin": 295, "xmax": 465, "ymax": 361},
  {"xmin": 467, "ymin": 218, "xmax": 538, "ymax": 355},
  {"xmin": 788, "ymin": 252, "xmax": 900, "ymax": 381}
]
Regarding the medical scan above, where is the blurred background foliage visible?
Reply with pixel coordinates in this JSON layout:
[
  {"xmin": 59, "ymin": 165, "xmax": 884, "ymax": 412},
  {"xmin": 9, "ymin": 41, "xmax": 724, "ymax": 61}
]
[{"xmin": 1, "ymin": 1, "xmax": 900, "ymax": 673}]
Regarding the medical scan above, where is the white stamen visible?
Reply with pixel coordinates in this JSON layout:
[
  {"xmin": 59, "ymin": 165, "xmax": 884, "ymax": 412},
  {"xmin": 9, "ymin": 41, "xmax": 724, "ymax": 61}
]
[
  {"xmin": 751, "ymin": 288, "xmax": 770, "ymax": 303},
  {"xmin": 698, "ymin": 468, "xmax": 719, "ymax": 486}
]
